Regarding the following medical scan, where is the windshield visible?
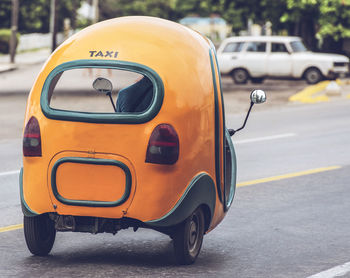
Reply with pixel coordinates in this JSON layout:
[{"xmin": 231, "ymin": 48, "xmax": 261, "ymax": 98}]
[{"xmin": 290, "ymin": 41, "xmax": 308, "ymax": 52}]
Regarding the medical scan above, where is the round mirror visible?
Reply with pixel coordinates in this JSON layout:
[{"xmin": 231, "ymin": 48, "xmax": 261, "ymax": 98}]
[
  {"xmin": 250, "ymin": 89, "xmax": 266, "ymax": 104},
  {"xmin": 93, "ymin": 77, "xmax": 113, "ymax": 94}
]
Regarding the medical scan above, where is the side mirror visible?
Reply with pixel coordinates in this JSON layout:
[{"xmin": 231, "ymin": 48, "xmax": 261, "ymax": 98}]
[
  {"xmin": 93, "ymin": 77, "xmax": 116, "ymax": 112},
  {"xmin": 93, "ymin": 77, "xmax": 113, "ymax": 94},
  {"xmin": 229, "ymin": 89, "xmax": 266, "ymax": 136},
  {"xmin": 250, "ymin": 89, "xmax": 266, "ymax": 104}
]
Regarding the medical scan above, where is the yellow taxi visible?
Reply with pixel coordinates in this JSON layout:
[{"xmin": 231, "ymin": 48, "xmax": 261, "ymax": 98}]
[{"xmin": 20, "ymin": 16, "xmax": 265, "ymax": 264}]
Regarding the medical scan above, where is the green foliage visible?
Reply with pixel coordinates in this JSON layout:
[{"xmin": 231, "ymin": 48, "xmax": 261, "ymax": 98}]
[
  {"xmin": 18, "ymin": 0, "xmax": 50, "ymax": 33},
  {"xmin": 1, "ymin": 0, "xmax": 350, "ymax": 52},
  {"xmin": 99, "ymin": 0, "xmax": 180, "ymax": 21},
  {"xmin": 318, "ymin": 0, "xmax": 350, "ymax": 41},
  {"xmin": 0, "ymin": 0, "xmax": 12, "ymax": 29},
  {"xmin": 0, "ymin": 29, "xmax": 20, "ymax": 54},
  {"xmin": 0, "ymin": 0, "xmax": 83, "ymax": 34}
]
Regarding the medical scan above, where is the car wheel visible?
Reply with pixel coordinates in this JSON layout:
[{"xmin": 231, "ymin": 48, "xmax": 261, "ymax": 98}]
[
  {"xmin": 173, "ymin": 207, "xmax": 205, "ymax": 265},
  {"xmin": 304, "ymin": 68, "xmax": 323, "ymax": 84},
  {"xmin": 231, "ymin": 69, "xmax": 249, "ymax": 84},
  {"xmin": 251, "ymin": 77, "xmax": 265, "ymax": 84},
  {"xmin": 24, "ymin": 214, "xmax": 56, "ymax": 256}
]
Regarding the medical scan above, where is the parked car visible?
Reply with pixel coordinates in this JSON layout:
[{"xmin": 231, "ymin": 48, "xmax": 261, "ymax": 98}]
[
  {"xmin": 20, "ymin": 16, "xmax": 266, "ymax": 264},
  {"xmin": 217, "ymin": 36, "xmax": 349, "ymax": 84}
]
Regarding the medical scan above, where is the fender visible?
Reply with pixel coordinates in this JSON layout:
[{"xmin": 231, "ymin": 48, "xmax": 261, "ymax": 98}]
[
  {"xmin": 146, "ymin": 173, "xmax": 216, "ymax": 228},
  {"xmin": 19, "ymin": 168, "xmax": 38, "ymax": 217}
]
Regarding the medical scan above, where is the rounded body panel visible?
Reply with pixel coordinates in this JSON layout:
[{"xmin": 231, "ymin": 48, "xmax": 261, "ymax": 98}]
[{"xmin": 21, "ymin": 17, "xmax": 236, "ymax": 235}]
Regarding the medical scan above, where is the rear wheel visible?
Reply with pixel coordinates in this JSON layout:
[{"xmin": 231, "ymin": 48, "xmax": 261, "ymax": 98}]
[
  {"xmin": 231, "ymin": 69, "xmax": 249, "ymax": 84},
  {"xmin": 173, "ymin": 207, "xmax": 205, "ymax": 265},
  {"xmin": 304, "ymin": 68, "xmax": 323, "ymax": 84},
  {"xmin": 24, "ymin": 214, "xmax": 56, "ymax": 256}
]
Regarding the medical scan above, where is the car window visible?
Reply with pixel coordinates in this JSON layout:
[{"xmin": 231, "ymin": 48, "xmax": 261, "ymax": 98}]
[
  {"xmin": 246, "ymin": 42, "xmax": 266, "ymax": 52},
  {"xmin": 223, "ymin": 42, "xmax": 244, "ymax": 53},
  {"xmin": 48, "ymin": 68, "xmax": 154, "ymax": 113},
  {"xmin": 290, "ymin": 41, "xmax": 308, "ymax": 52},
  {"xmin": 271, "ymin": 43, "xmax": 288, "ymax": 53}
]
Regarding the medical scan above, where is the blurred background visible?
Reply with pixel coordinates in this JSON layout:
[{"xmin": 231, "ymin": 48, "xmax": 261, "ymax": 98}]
[
  {"xmin": 1, "ymin": 0, "xmax": 350, "ymax": 139},
  {"xmin": 1, "ymin": 0, "xmax": 350, "ymax": 58}
]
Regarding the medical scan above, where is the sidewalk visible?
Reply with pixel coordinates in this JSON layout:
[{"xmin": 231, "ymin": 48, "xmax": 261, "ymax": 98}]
[
  {"xmin": 0, "ymin": 48, "xmax": 51, "ymax": 73},
  {"xmin": 0, "ymin": 49, "xmax": 51, "ymax": 95}
]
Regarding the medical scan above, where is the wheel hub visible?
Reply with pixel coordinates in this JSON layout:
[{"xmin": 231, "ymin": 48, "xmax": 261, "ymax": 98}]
[{"xmin": 188, "ymin": 216, "xmax": 199, "ymax": 251}]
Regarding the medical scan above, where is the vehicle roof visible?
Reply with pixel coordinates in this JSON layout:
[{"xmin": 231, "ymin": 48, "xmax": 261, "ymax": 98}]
[
  {"xmin": 32, "ymin": 17, "xmax": 218, "ymax": 117},
  {"xmin": 222, "ymin": 36, "xmax": 302, "ymax": 43}
]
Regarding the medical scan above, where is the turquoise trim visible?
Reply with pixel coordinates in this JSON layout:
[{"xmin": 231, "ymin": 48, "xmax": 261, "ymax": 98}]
[
  {"xmin": 224, "ymin": 129, "xmax": 237, "ymax": 210},
  {"xmin": 51, "ymin": 157, "xmax": 132, "ymax": 207},
  {"xmin": 146, "ymin": 173, "xmax": 216, "ymax": 228},
  {"xmin": 41, "ymin": 59, "xmax": 164, "ymax": 124},
  {"xmin": 212, "ymin": 45, "xmax": 227, "ymax": 151},
  {"xmin": 209, "ymin": 49, "xmax": 223, "ymax": 203},
  {"xmin": 19, "ymin": 168, "xmax": 39, "ymax": 217},
  {"xmin": 209, "ymin": 43, "xmax": 234, "ymax": 211},
  {"xmin": 213, "ymin": 48, "xmax": 226, "ymax": 128}
]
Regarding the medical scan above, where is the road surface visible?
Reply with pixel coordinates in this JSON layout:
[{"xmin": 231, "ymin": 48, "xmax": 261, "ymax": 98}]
[{"xmin": 0, "ymin": 85, "xmax": 349, "ymax": 277}]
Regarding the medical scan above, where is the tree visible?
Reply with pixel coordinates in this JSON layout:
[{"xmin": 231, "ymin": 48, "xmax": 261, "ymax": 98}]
[
  {"xmin": 99, "ymin": 0, "xmax": 179, "ymax": 21},
  {"xmin": 279, "ymin": 0, "xmax": 320, "ymax": 50},
  {"xmin": 0, "ymin": 0, "xmax": 83, "ymax": 33},
  {"xmin": 318, "ymin": 0, "xmax": 350, "ymax": 53}
]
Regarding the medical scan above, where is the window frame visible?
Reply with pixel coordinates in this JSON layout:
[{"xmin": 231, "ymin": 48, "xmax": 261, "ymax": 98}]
[{"xmin": 40, "ymin": 59, "xmax": 164, "ymax": 124}]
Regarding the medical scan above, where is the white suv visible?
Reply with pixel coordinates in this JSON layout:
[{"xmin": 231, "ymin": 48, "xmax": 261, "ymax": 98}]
[{"xmin": 217, "ymin": 36, "xmax": 349, "ymax": 84}]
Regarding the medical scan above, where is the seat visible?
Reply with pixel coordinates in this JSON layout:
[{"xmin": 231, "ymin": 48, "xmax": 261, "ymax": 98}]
[{"xmin": 116, "ymin": 77, "xmax": 153, "ymax": 112}]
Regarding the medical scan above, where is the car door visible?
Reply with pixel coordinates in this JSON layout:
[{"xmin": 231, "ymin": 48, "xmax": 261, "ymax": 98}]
[
  {"xmin": 241, "ymin": 41, "xmax": 268, "ymax": 76},
  {"xmin": 267, "ymin": 42, "xmax": 293, "ymax": 76},
  {"xmin": 217, "ymin": 41, "xmax": 244, "ymax": 74}
]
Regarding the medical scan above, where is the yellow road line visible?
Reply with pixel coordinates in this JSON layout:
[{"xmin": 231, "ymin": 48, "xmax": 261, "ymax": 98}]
[
  {"xmin": 237, "ymin": 166, "xmax": 341, "ymax": 187},
  {"xmin": 0, "ymin": 166, "xmax": 342, "ymax": 233},
  {"xmin": 0, "ymin": 224, "xmax": 23, "ymax": 233}
]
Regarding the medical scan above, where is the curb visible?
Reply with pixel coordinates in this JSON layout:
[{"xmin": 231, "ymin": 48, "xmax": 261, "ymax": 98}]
[
  {"xmin": 289, "ymin": 79, "xmax": 346, "ymax": 104},
  {"xmin": 0, "ymin": 64, "xmax": 18, "ymax": 73}
]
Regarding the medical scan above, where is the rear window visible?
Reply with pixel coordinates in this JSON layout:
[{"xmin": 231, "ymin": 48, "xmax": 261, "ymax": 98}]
[
  {"xmin": 41, "ymin": 61, "xmax": 164, "ymax": 124},
  {"xmin": 49, "ymin": 68, "xmax": 153, "ymax": 113}
]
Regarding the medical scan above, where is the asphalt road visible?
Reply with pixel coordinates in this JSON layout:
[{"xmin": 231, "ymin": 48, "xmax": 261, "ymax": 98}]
[{"xmin": 0, "ymin": 88, "xmax": 350, "ymax": 277}]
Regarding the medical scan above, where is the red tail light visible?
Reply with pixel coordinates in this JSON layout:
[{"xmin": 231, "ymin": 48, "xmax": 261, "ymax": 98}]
[
  {"xmin": 146, "ymin": 124, "xmax": 179, "ymax": 165},
  {"xmin": 23, "ymin": 116, "xmax": 42, "ymax": 157}
]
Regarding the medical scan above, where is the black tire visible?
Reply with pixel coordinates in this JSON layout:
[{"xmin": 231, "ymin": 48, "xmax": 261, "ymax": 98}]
[
  {"xmin": 251, "ymin": 77, "xmax": 265, "ymax": 84},
  {"xmin": 231, "ymin": 69, "xmax": 249, "ymax": 84},
  {"xmin": 304, "ymin": 68, "xmax": 323, "ymax": 84},
  {"xmin": 24, "ymin": 214, "xmax": 56, "ymax": 256},
  {"xmin": 173, "ymin": 207, "xmax": 205, "ymax": 265}
]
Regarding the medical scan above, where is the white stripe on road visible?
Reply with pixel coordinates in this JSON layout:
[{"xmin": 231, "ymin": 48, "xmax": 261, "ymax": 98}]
[
  {"xmin": 306, "ymin": 262, "xmax": 350, "ymax": 278},
  {"xmin": 234, "ymin": 133, "xmax": 296, "ymax": 144},
  {"xmin": 0, "ymin": 170, "xmax": 20, "ymax": 177}
]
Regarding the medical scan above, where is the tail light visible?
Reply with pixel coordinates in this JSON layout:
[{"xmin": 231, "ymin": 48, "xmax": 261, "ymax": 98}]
[
  {"xmin": 146, "ymin": 124, "xmax": 179, "ymax": 165},
  {"xmin": 23, "ymin": 116, "xmax": 42, "ymax": 157}
]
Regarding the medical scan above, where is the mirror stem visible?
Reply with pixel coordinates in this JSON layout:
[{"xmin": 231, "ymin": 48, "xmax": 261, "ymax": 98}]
[
  {"xmin": 106, "ymin": 92, "xmax": 117, "ymax": 112},
  {"xmin": 229, "ymin": 102, "xmax": 254, "ymax": 136}
]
